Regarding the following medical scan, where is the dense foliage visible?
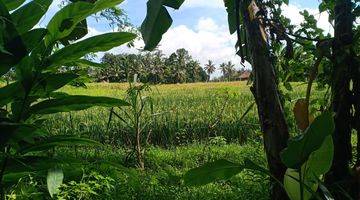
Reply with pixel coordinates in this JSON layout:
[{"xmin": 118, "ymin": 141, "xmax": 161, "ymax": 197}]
[
  {"xmin": 139, "ymin": 0, "xmax": 360, "ymax": 199},
  {"xmin": 0, "ymin": 0, "xmax": 359, "ymax": 199},
  {"xmin": 0, "ymin": 0, "xmax": 135, "ymax": 198},
  {"xmin": 97, "ymin": 49, "xmax": 208, "ymax": 83}
]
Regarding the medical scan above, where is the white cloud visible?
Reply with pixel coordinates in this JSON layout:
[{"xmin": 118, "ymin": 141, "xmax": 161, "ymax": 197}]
[
  {"xmin": 93, "ymin": 2, "xmax": 333, "ymax": 78},
  {"xmin": 182, "ymin": 0, "xmax": 224, "ymax": 9},
  {"xmin": 282, "ymin": 4, "xmax": 333, "ymax": 35},
  {"xmin": 156, "ymin": 17, "xmax": 247, "ymax": 78}
]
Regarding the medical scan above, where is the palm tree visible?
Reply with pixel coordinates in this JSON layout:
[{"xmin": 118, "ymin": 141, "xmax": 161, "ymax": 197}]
[
  {"xmin": 225, "ymin": 61, "xmax": 235, "ymax": 81},
  {"xmin": 219, "ymin": 63, "xmax": 227, "ymax": 81},
  {"xmin": 204, "ymin": 60, "xmax": 216, "ymax": 82}
]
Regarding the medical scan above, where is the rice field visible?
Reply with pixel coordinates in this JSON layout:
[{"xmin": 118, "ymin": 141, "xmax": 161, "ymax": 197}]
[
  {"xmin": 36, "ymin": 81, "xmax": 329, "ymax": 199},
  {"xmin": 45, "ymin": 81, "xmax": 314, "ymax": 147}
]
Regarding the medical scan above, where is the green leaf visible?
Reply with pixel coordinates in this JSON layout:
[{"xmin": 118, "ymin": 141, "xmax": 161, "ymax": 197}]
[
  {"xmin": 0, "ymin": 1, "xmax": 27, "ymax": 73},
  {"xmin": 16, "ymin": 56, "xmax": 34, "ymax": 88},
  {"xmin": 46, "ymin": 0, "xmax": 125, "ymax": 44},
  {"xmin": 92, "ymin": 0, "xmax": 125, "ymax": 12},
  {"xmin": 284, "ymin": 168, "xmax": 317, "ymax": 200},
  {"xmin": 0, "ymin": 82, "xmax": 24, "ymax": 106},
  {"xmin": 0, "ymin": 122, "xmax": 20, "ymax": 146},
  {"xmin": 32, "ymin": 73, "xmax": 79, "ymax": 96},
  {"xmin": 28, "ymin": 95, "xmax": 130, "ymax": 115},
  {"xmin": 318, "ymin": 2, "xmax": 327, "ymax": 12},
  {"xmin": 47, "ymin": 167, "xmax": 64, "ymax": 198},
  {"xmin": 11, "ymin": 125, "xmax": 46, "ymax": 144},
  {"xmin": 20, "ymin": 135, "xmax": 102, "ymax": 153},
  {"xmin": 224, "ymin": 0, "xmax": 237, "ymax": 34},
  {"xmin": 141, "ymin": 0, "xmax": 184, "ymax": 50},
  {"xmin": 281, "ymin": 111, "xmax": 334, "ymax": 169},
  {"xmin": 11, "ymin": 0, "xmax": 52, "ymax": 34},
  {"xmin": 183, "ymin": 159, "xmax": 242, "ymax": 186},
  {"xmin": 45, "ymin": 1, "xmax": 94, "ymax": 44},
  {"xmin": 4, "ymin": 155, "xmax": 84, "ymax": 175},
  {"xmin": 47, "ymin": 32, "xmax": 136, "ymax": 67},
  {"xmin": 64, "ymin": 59, "xmax": 104, "ymax": 68},
  {"xmin": 304, "ymin": 135, "xmax": 333, "ymax": 180},
  {"xmin": 0, "ymin": 122, "xmax": 44, "ymax": 147},
  {"xmin": 21, "ymin": 28, "xmax": 48, "ymax": 52},
  {"xmin": 2, "ymin": 0, "xmax": 25, "ymax": 11},
  {"xmin": 60, "ymin": 19, "xmax": 88, "ymax": 45},
  {"xmin": 3, "ymin": 172, "xmax": 35, "ymax": 183},
  {"xmin": 163, "ymin": 0, "xmax": 185, "ymax": 9}
]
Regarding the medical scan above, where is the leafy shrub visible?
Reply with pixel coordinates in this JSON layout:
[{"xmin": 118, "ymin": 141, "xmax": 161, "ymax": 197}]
[{"xmin": 55, "ymin": 172, "xmax": 114, "ymax": 200}]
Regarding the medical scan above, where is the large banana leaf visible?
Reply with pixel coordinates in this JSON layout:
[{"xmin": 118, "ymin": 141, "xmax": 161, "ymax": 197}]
[
  {"xmin": 28, "ymin": 95, "xmax": 130, "ymax": 115},
  {"xmin": 47, "ymin": 32, "xmax": 136, "ymax": 67}
]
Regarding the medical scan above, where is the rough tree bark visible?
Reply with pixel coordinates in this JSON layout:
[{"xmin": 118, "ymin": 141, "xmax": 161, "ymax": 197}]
[
  {"xmin": 240, "ymin": 1, "xmax": 290, "ymax": 199},
  {"xmin": 326, "ymin": 0, "xmax": 356, "ymax": 198}
]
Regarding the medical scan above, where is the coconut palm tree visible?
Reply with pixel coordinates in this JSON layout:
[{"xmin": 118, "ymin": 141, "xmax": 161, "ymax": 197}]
[
  {"xmin": 225, "ymin": 61, "xmax": 235, "ymax": 81},
  {"xmin": 219, "ymin": 63, "xmax": 227, "ymax": 81},
  {"xmin": 204, "ymin": 60, "xmax": 216, "ymax": 82}
]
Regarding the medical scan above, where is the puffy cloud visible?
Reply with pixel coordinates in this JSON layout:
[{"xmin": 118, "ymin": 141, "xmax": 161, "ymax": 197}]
[
  {"xmin": 84, "ymin": 2, "xmax": 333, "ymax": 78},
  {"xmin": 282, "ymin": 4, "xmax": 333, "ymax": 35},
  {"xmin": 157, "ymin": 17, "xmax": 246, "ymax": 77},
  {"xmin": 182, "ymin": 0, "xmax": 224, "ymax": 9}
]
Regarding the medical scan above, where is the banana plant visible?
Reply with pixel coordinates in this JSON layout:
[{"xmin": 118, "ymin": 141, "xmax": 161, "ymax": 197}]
[{"xmin": 0, "ymin": 0, "xmax": 135, "ymax": 197}]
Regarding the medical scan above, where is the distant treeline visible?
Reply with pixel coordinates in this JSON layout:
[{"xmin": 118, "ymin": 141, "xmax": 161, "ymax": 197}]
[
  {"xmin": 96, "ymin": 48, "xmax": 208, "ymax": 83},
  {"xmin": 0, "ymin": 48, "xmax": 251, "ymax": 84},
  {"xmin": 95, "ymin": 48, "xmax": 251, "ymax": 84}
]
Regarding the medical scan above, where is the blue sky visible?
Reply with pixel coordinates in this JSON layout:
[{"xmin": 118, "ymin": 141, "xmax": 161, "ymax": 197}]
[
  {"xmin": 121, "ymin": 0, "xmax": 319, "ymax": 27},
  {"xmin": 41, "ymin": 0, "xmax": 330, "ymax": 78}
]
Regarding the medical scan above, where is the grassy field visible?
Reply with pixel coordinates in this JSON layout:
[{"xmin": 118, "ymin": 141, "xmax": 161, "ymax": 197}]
[
  {"xmin": 46, "ymin": 81, "xmax": 310, "ymax": 146},
  {"xmin": 12, "ymin": 81, "xmax": 328, "ymax": 199}
]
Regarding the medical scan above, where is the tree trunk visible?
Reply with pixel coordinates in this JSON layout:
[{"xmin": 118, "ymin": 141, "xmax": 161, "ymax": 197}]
[
  {"xmin": 353, "ymin": 58, "xmax": 360, "ymax": 199},
  {"xmin": 325, "ymin": 0, "xmax": 356, "ymax": 198},
  {"xmin": 241, "ymin": 1, "xmax": 290, "ymax": 199}
]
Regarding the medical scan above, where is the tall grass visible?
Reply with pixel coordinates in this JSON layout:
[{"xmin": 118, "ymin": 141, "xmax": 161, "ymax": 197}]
[{"xmin": 44, "ymin": 81, "xmax": 323, "ymax": 147}]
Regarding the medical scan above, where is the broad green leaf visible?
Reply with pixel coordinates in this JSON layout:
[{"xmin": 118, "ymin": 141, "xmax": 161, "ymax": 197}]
[
  {"xmin": 0, "ymin": 122, "xmax": 19, "ymax": 146},
  {"xmin": 304, "ymin": 135, "xmax": 333, "ymax": 180},
  {"xmin": 92, "ymin": 0, "xmax": 125, "ymax": 12},
  {"xmin": 28, "ymin": 95, "xmax": 130, "ymax": 115},
  {"xmin": 284, "ymin": 168, "xmax": 317, "ymax": 200},
  {"xmin": 0, "ymin": 122, "xmax": 46, "ymax": 146},
  {"xmin": 3, "ymin": 172, "xmax": 35, "ymax": 183},
  {"xmin": 0, "ymin": 82, "xmax": 24, "ymax": 106},
  {"xmin": 11, "ymin": 125, "xmax": 46, "ymax": 144},
  {"xmin": 183, "ymin": 159, "xmax": 242, "ymax": 186},
  {"xmin": 224, "ymin": 0, "xmax": 237, "ymax": 34},
  {"xmin": 141, "ymin": 0, "xmax": 184, "ymax": 50},
  {"xmin": 2, "ymin": 0, "xmax": 25, "ymax": 11},
  {"xmin": 281, "ymin": 111, "xmax": 334, "ymax": 169},
  {"xmin": 64, "ymin": 59, "xmax": 104, "ymax": 68},
  {"xmin": 21, "ymin": 28, "xmax": 48, "ymax": 52},
  {"xmin": 0, "ymin": 1, "xmax": 27, "ymax": 73},
  {"xmin": 60, "ymin": 19, "xmax": 88, "ymax": 45},
  {"xmin": 11, "ymin": 0, "xmax": 52, "ymax": 34},
  {"xmin": 47, "ymin": 168, "xmax": 64, "ymax": 197},
  {"xmin": 163, "ymin": 0, "xmax": 184, "ymax": 9},
  {"xmin": 4, "ymin": 155, "xmax": 83, "ymax": 175},
  {"xmin": 47, "ymin": 32, "xmax": 136, "ymax": 67},
  {"xmin": 20, "ymin": 136, "xmax": 101, "ymax": 154},
  {"xmin": 32, "ymin": 73, "xmax": 79, "ymax": 96},
  {"xmin": 45, "ymin": 1, "xmax": 95, "ymax": 44},
  {"xmin": 46, "ymin": 0, "xmax": 124, "ymax": 44},
  {"xmin": 16, "ymin": 56, "xmax": 34, "ymax": 88}
]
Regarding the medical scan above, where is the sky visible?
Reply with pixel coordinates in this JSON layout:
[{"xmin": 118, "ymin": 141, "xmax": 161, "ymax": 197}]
[{"xmin": 40, "ymin": 0, "xmax": 332, "ymax": 78}]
